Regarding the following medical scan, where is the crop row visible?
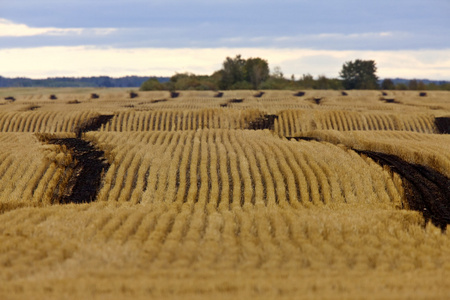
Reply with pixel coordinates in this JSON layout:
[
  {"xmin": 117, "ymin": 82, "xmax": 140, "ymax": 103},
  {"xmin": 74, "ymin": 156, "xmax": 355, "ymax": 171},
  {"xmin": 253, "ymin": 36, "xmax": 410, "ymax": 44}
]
[
  {"xmin": 84, "ymin": 129, "xmax": 404, "ymax": 209},
  {"xmin": 276, "ymin": 110, "xmax": 437, "ymax": 136},
  {"xmin": 0, "ymin": 109, "xmax": 438, "ymax": 135},
  {"xmin": 0, "ymin": 111, "xmax": 99, "ymax": 133}
]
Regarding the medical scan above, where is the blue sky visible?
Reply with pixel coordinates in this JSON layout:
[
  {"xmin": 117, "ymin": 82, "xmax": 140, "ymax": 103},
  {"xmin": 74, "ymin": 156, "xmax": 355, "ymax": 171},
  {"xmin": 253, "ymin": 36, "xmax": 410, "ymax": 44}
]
[{"xmin": 1, "ymin": 0, "xmax": 449, "ymax": 79}]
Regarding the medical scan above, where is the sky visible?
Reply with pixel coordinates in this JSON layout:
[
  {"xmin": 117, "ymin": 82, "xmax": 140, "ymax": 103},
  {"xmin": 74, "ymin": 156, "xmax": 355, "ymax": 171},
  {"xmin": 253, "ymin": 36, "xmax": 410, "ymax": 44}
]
[{"xmin": 0, "ymin": 0, "xmax": 449, "ymax": 80}]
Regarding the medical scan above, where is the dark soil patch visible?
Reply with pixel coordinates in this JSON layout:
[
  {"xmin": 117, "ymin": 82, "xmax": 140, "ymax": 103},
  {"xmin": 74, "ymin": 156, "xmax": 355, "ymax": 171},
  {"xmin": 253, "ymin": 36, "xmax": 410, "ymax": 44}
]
[
  {"xmin": 247, "ymin": 114, "xmax": 278, "ymax": 130},
  {"xmin": 68, "ymin": 100, "xmax": 81, "ymax": 104},
  {"xmin": 435, "ymin": 117, "xmax": 450, "ymax": 134},
  {"xmin": 26, "ymin": 105, "xmax": 40, "ymax": 111},
  {"xmin": 47, "ymin": 138, "xmax": 110, "ymax": 204},
  {"xmin": 229, "ymin": 98, "xmax": 243, "ymax": 103},
  {"xmin": 254, "ymin": 91, "xmax": 265, "ymax": 98},
  {"xmin": 287, "ymin": 136, "xmax": 319, "ymax": 142},
  {"xmin": 293, "ymin": 91, "xmax": 305, "ymax": 97},
  {"xmin": 312, "ymin": 97, "xmax": 322, "ymax": 105},
  {"xmin": 220, "ymin": 103, "xmax": 228, "ymax": 107},
  {"xmin": 74, "ymin": 115, "xmax": 114, "ymax": 138},
  {"xmin": 356, "ymin": 150, "xmax": 450, "ymax": 230},
  {"xmin": 150, "ymin": 99, "xmax": 167, "ymax": 104},
  {"xmin": 380, "ymin": 97, "xmax": 400, "ymax": 104},
  {"xmin": 214, "ymin": 92, "xmax": 224, "ymax": 98},
  {"xmin": 123, "ymin": 104, "xmax": 135, "ymax": 108}
]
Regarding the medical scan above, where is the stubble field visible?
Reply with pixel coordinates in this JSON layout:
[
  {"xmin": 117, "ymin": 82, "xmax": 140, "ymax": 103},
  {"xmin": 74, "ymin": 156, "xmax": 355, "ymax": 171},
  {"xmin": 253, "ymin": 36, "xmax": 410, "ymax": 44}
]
[{"xmin": 0, "ymin": 88, "xmax": 449, "ymax": 299}]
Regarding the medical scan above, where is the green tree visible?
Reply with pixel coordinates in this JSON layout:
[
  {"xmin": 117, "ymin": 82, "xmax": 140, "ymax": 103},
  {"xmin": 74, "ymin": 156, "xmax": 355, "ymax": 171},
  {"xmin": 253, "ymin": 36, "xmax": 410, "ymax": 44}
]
[
  {"xmin": 219, "ymin": 55, "xmax": 247, "ymax": 89},
  {"xmin": 140, "ymin": 77, "xmax": 164, "ymax": 91},
  {"xmin": 316, "ymin": 75, "xmax": 330, "ymax": 89},
  {"xmin": 396, "ymin": 83, "xmax": 408, "ymax": 90},
  {"xmin": 244, "ymin": 57, "xmax": 269, "ymax": 89},
  {"xmin": 298, "ymin": 74, "xmax": 315, "ymax": 89},
  {"xmin": 339, "ymin": 59, "xmax": 379, "ymax": 90},
  {"xmin": 381, "ymin": 78, "xmax": 395, "ymax": 90},
  {"xmin": 408, "ymin": 79, "xmax": 419, "ymax": 90},
  {"xmin": 408, "ymin": 79, "xmax": 426, "ymax": 90}
]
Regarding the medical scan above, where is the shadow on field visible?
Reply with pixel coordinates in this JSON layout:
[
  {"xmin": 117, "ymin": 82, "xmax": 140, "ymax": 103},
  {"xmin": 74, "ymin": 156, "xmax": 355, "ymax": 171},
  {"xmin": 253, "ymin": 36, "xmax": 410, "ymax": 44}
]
[
  {"xmin": 75, "ymin": 115, "xmax": 114, "ymax": 138},
  {"xmin": 247, "ymin": 115, "xmax": 278, "ymax": 130},
  {"xmin": 435, "ymin": 117, "xmax": 450, "ymax": 134},
  {"xmin": 47, "ymin": 138, "xmax": 110, "ymax": 204},
  {"xmin": 38, "ymin": 115, "xmax": 114, "ymax": 204},
  {"xmin": 356, "ymin": 150, "xmax": 450, "ymax": 230}
]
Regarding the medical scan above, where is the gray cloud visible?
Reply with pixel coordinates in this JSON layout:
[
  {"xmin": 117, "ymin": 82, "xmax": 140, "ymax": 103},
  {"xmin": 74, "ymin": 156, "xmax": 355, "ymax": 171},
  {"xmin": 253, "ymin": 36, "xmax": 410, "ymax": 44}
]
[{"xmin": 0, "ymin": 0, "xmax": 449, "ymax": 50}]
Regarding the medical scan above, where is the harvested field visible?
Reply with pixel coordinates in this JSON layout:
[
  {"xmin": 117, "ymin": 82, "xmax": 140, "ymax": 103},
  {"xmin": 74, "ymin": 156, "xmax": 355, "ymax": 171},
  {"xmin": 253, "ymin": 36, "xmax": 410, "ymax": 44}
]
[{"xmin": 0, "ymin": 88, "xmax": 449, "ymax": 300}]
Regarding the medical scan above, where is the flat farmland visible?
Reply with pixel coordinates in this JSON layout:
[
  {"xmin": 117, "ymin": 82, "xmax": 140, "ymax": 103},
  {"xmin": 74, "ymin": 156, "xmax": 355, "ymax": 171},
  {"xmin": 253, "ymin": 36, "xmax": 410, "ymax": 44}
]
[{"xmin": 0, "ymin": 88, "xmax": 449, "ymax": 299}]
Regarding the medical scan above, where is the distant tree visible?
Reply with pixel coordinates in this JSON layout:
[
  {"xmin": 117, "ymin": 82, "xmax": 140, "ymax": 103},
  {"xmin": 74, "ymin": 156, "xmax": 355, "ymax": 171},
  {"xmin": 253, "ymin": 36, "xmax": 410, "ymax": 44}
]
[
  {"xmin": 244, "ymin": 57, "xmax": 269, "ymax": 89},
  {"xmin": 316, "ymin": 75, "xmax": 330, "ymax": 89},
  {"xmin": 381, "ymin": 78, "xmax": 395, "ymax": 90},
  {"xmin": 298, "ymin": 74, "xmax": 315, "ymax": 89},
  {"xmin": 219, "ymin": 55, "xmax": 247, "ymax": 89},
  {"xmin": 271, "ymin": 66, "xmax": 284, "ymax": 79},
  {"xmin": 140, "ymin": 77, "xmax": 164, "ymax": 91},
  {"xmin": 396, "ymin": 83, "xmax": 408, "ymax": 90},
  {"xmin": 408, "ymin": 79, "xmax": 426, "ymax": 90},
  {"xmin": 417, "ymin": 81, "xmax": 427, "ymax": 90},
  {"xmin": 408, "ymin": 79, "xmax": 419, "ymax": 90},
  {"xmin": 170, "ymin": 73, "xmax": 201, "ymax": 90},
  {"xmin": 339, "ymin": 59, "xmax": 379, "ymax": 90}
]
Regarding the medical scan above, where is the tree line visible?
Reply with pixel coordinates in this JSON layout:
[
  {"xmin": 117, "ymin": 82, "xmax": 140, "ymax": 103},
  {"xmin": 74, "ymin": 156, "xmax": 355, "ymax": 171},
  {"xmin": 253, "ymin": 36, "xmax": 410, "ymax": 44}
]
[
  {"xmin": 141, "ymin": 55, "xmax": 450, "ymax": 91},
  {"xmin": 0, "ymin": 76, "xmax": 164, "ymax": 88}
]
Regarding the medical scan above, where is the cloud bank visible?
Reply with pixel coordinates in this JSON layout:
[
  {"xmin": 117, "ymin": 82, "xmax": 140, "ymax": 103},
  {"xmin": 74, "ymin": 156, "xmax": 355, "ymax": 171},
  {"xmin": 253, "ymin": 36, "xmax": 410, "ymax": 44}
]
[
  {"xmin": 1, "ymin": 46, "xmax": 449, "ymax": 80},
  {"xmin": 0, "ymin": 18, "xmax": 116, "ymax": 37}
]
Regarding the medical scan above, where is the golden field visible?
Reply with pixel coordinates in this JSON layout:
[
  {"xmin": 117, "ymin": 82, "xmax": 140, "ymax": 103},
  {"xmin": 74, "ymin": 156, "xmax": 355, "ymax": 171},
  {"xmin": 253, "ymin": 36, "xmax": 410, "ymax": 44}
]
[{"xmin": 0, "ymin": 88, "xmax": 449, "ymax": 299}]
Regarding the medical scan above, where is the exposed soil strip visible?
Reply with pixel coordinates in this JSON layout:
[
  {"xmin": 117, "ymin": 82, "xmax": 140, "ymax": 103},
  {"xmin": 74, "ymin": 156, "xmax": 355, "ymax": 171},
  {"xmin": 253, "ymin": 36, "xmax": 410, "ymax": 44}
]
[
  {"xmin": 150, "ymin": 99, "xmax": 167, "ymax": 104},
  {"xmin": 75, "ymin": 115, "xmax": 114, "ymax": 138},
  {"xmin": 380, "ymin": 97, "xmax": 400, "ymax": 104},
  {"xmin": 247, "ymin": 115, "xmax": 278, "ymax": 130},
  {"xmin": 313, "ymin": 97, "xmax": 322, "ymax": 105},
  {"xmin": 293, "ymin": 91, "xmax": 305, "ymax": 97},
  {"xmin": 288, "ymin": 136, "xmax": 318, "ymax": 141},
  {"xmin": 435, "ymin": 117, "xmax": 450, "ymax": 134},
  {"xmin": 356, "ymin": 150, "xmax": 450, "ymax": 230},
  {"xmin": 68, "ymin": 100, "xmax": 81, "ymax": 104},
  {"xmin": 48, "ymin": 138, "xmax": 110, "ymax": 204},
  {"xmin": 288, "ymin": 136, "xmax": 450, "ymax": 229}
]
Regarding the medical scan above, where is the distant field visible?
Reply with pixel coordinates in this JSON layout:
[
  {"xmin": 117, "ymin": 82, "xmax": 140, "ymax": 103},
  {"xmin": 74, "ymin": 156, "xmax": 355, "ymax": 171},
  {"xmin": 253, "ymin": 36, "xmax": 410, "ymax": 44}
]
[{"xmin": 0, "ymin": 88, "xmax": 449, "ymax": 299}]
